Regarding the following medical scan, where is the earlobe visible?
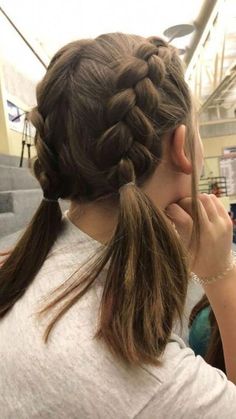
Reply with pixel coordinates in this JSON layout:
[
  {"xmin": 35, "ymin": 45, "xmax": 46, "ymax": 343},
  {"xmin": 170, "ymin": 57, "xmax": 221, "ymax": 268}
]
[{"xmin": 170, "ymin": 125, "xmax": 192, "ymax": 175}]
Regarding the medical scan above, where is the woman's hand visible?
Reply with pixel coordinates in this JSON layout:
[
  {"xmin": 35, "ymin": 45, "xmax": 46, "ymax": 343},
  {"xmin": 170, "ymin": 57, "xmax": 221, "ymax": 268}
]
[{"xmin": 166, "ymin": 194, "xmax": 233, "ymax": 278}]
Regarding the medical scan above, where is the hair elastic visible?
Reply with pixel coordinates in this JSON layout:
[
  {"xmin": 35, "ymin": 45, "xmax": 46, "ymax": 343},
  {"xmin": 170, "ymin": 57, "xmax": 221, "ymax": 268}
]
[
  {"xmin": 119, "ymin": 181, "xmax": 136, "ymax": 193},
  {"xmin": 43, "ymin": 196, "xmax": 59, "ymax": 203}
]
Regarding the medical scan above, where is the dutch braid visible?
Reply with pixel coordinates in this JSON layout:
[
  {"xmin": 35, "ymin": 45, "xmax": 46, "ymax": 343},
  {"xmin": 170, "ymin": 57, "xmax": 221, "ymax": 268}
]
[
  {"xmin": 30, "ymin": 108, "xmax": 61, "ymax": 199},
  {"xmin": 96, "ymin": 40, "xmax": 170, "ymax": 188}
]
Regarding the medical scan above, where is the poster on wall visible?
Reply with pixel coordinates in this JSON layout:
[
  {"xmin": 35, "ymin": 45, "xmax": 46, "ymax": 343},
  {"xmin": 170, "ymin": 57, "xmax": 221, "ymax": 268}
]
[
  {"xmin": 7, "ymin": 100, "xmax": 25, "ymax": 133},
  {"xmin": 7, "ymin": 99, "xmax": 36, "ymax": 138},
  {"xmin": 220, "ymin": 154, "xmax": 236, "ymax": 196}
]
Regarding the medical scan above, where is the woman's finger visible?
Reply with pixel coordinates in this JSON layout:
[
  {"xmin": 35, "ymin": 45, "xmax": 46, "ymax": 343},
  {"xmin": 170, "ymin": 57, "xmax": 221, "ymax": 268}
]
[
  {"xmin": 210, "ymin": 193, "xmax": 232, "ymax": 221},
  {"xmin": 175, "ymin": 198, "xmax": 193, "ymax": 216},
  {"xmin": 165, "ymin": 203, "xmax": 193, "ymax": 247},
  {"xmin": 178, "ymin": 195, "xmax": 218, "ymax": 225},
  {"xmin": 198, "ymin": 194, "xmax": 218, "ymax": 222}
]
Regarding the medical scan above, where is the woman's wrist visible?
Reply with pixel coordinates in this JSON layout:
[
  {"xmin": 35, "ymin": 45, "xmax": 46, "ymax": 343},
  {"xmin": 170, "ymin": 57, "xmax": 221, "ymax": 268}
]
[{"xmin": 191, "ymin": 251, "xmax": 236, "ymax": 286}]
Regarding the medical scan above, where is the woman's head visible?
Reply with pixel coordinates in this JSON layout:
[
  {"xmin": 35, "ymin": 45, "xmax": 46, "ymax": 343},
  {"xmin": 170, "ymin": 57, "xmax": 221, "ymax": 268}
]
[
  {"xmin": 0, "ymin": 33, "xmax": 201, "ymax": 365},
  {"xmin": 30, "ymin": 33, "xmax": 198, "ymax": 204}
]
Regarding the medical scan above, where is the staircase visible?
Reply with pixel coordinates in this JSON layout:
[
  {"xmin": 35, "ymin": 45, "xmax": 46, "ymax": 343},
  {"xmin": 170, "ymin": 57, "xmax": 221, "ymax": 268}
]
[{"xmin": 0, "ymin": 154, "xmax": 42, "ymax": 238}]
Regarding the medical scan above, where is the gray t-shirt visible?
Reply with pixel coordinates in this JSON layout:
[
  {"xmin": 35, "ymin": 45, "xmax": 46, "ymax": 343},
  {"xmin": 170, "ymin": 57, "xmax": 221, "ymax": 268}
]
[{"xmin": 0, "ymin": 214, "xmax": 236, "ymax": 418}]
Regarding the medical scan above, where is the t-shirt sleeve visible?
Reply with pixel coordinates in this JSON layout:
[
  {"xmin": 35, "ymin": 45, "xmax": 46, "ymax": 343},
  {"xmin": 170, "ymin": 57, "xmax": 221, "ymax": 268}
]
[{"xmin": 136, "ymin": 347, "xmax": 236, "ymax": 419}]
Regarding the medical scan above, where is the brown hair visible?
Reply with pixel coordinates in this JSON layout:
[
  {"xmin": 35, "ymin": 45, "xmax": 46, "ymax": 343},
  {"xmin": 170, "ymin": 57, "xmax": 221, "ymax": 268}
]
[
  {"xmin": 189, "ymin": 295, "xmax": 225, "ymax": 372},
  {"xmin": 0, "ymin": 33, "xmax": 198, "ymax": 365}
]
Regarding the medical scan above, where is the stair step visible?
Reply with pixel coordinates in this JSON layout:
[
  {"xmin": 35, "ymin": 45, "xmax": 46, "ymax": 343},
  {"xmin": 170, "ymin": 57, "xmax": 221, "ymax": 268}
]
[
  {"xmin": 0, "ymin": 153, "xmax": 28, "ymax": 167},
  {"xmin": 0, "ymin": 191, "xmax": 69, "ymax": 238},
  {"xmin": 0, "ymin": 192, "xmax": 13, "ymax": 213},
  {"xmin": 0, "ymin": 212, "xmax": 16, "ymax": 238},
  {"xmin": 0, "ymin": 190, "xmax": 42, "ymax": 237},
  {"xmin": 0, "ymin": 165, "xmax": 39, "ymax": 191},
  {"xmin": 0, "ymin": 154, "xmax": 69, "ymax": 238}
]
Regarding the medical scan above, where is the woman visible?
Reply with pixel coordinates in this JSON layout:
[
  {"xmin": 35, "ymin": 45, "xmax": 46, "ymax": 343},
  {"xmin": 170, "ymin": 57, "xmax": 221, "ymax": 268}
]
[{"xmin": 0, "ymin": 33, "xmax": 235, "ymax": 418}]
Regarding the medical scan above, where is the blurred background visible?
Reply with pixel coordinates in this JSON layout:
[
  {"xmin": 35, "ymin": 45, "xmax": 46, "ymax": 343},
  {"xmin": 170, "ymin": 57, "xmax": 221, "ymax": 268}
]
[{"xmin": 0, "ymin": 0, "xmax": 235, "ymax": 241}]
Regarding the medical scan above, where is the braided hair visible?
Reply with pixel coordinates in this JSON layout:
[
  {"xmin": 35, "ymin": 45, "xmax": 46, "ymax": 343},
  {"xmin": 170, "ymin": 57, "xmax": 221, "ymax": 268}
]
[{"xmin": 0, "ymin": 33, "xmax": 198, "ymax": 365}]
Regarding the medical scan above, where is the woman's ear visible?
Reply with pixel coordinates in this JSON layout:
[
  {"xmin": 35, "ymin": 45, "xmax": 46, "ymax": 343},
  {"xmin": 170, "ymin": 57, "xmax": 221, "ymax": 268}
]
[{"xmin": 170, "ymin": 125, "xmax": 192, "ymax": 175}]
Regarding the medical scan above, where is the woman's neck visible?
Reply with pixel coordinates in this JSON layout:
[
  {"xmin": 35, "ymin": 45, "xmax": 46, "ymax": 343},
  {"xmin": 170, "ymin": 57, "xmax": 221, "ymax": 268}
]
[
  {"xmin": 68, "ymin": 199, "xmax": 119, "ymax": 244},
  {"xmin": 67, "ymin": 162, "xmax": 184, "ymax": 245}
]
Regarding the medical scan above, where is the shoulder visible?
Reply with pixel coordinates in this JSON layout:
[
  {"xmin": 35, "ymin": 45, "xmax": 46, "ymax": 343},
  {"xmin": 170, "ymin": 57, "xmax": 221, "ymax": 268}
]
[{"xmin": 136, "ymin": 334, "xmax": 236, "ymax": 418}]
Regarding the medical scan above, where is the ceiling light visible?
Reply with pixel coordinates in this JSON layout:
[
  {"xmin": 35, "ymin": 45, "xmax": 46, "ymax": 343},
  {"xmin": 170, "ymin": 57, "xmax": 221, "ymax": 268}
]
[{"xmin": 163, "ymin": 23, "xmax": 195, "ymax": 42}]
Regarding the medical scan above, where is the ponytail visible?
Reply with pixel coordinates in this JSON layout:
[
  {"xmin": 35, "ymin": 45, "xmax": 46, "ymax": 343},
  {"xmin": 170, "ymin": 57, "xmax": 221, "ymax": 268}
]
[
  {"xmin": 0, "ymin": 200, "xmax": 62, "ymax": 317},
  {"xmin": 97, "ymin": 184, "xmax": 188, "ymax": 364}
]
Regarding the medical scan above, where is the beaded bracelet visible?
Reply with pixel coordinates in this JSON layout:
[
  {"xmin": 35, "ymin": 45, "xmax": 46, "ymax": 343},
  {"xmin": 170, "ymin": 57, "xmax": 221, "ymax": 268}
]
[{"xmin": 191, "ymin": 250, "xmax": 236, "ymax": 286}]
